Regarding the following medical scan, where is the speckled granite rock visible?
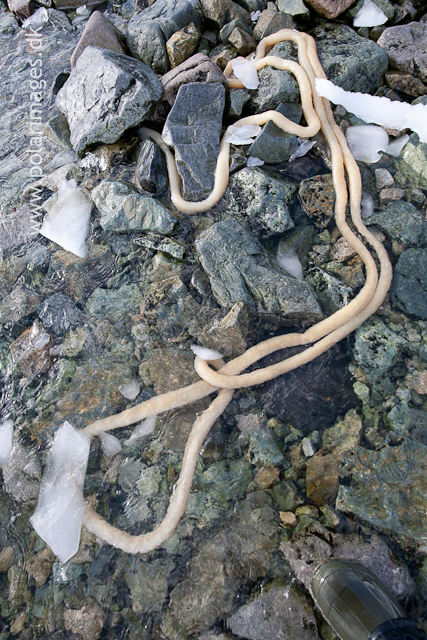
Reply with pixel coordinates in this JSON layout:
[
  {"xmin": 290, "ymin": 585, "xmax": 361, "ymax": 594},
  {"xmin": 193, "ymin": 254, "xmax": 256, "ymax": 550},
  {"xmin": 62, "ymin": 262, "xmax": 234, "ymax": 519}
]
[
  {"xmin": 56, "ymin": 46, "xmax": 162, "ymax": 153},
  {"xmin": 377, "ymin": 23, "xmax": 427, "ymax": 84},
  {"xmin": 337, "ymin": 440, "xmax": 427, "ymax": 543},
  {"xmin": 352, "ymin": 317, "xmax": 407, "ymax": 383},
  {"xmin": 391, "ymin": 248, "xmax": 427, "ymax": 319},
  {"xmin": 397, "ymin": 134, "xmax": 427, "ymax": 190},
  {"xmin": 196, "ymin": 218, "xmax": 323, "ymax": 324}
]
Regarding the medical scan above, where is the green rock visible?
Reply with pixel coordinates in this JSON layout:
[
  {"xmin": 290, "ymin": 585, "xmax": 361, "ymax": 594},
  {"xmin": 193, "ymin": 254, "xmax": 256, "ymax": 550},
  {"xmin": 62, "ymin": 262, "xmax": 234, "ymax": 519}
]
[
  {"xmin": 213, "ymin": 167, "xmax": 297, "ymax": 238},
  {"xmin": 353, "ymin": 317, "xmax": 407, "ymax": 383},
  {"xmin": 136, "ymin": 465, "xmax": 164, "ymax": 498},
  {"xmin": 313, "ymin": 24, "xmax": 388, "ymax": 93},
  {"xmin": 195, "ymin": 459, "xmax": 253, "ymax": 504},
  {"xmin": 87, "ymin": 284, "xmax": 143, "ymax": 323},
  {"xmin": 368, "ymin": 201, "xmax": 426, "ymax": 248},
  {"xmin": 196, "ymin": 219, "xmax": 323, "ymax": 325},
  {"xmin": 277, "ymin": 0, "xmax": 310, "ymax": 18},
  {"xmin": 397, "ymin": 134, "xmax": 427, "ymax": 190},
  {"xmin": 337, "ymin": 440, "xmax": 427, "ymax": 543},
  {"xmin": 91, "ymin": 180, "xmax": 177, "ymax": 234},
  {"xmin": 387, "ymin": 401, "xmax": 412, "ymax": 435},
  {"xmin": 268, "ymin": 479, "xmax": 303, "ymax": 511},
  {"xmin": 391, "ymin": 249, "xmax": 427, "ymax": 319},
  {"xmin": 125, "ymin": 557, "xmax": 173, "ymax": 613},
  {"xmin": 248, "ymin": 427, "xmax": 286, "ymax": 467},
  {"xmin": 306, "ymin": 267, "xmax": 352, "ymax": 315}
]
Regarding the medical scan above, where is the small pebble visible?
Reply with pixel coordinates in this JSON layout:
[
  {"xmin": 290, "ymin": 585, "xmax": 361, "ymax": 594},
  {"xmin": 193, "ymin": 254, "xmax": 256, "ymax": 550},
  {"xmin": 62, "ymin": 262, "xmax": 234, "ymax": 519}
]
[
  {"xmin": 375, "ymin": 168, "xmax": 394, "ymax": 190},
  {"xmin": 379, "ymin": 187, "xmax": 405, "ymax": 206},
  {"xmin": 279, "ymin": 511, "xmax": 297, "ymax": 526}
]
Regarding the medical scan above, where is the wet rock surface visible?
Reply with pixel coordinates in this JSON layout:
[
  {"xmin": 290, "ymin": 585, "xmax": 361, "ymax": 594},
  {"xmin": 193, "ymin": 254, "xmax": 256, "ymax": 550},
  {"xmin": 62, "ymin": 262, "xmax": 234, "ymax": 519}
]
[
  {"xmin": 1, "ymin": 1, "xmax": 427, "ymax": 638},
  {"xmin": 56, "ymin": 46, "xmax": 162, "ymax": 152}
]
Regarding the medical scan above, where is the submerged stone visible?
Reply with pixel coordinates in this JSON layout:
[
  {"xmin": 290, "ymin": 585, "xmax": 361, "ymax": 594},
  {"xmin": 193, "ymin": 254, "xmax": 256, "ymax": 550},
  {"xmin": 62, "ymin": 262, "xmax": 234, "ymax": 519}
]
[
  {"xmin": 56, "ymin": 46, "xmax": 162, "ymax": 153},
  {"xmin": 337, "ymin": 440, "xmax": 427, "ymax": 543},
  {"xmin": 195, "ymin": 219, "xmax": 323, "ymax": 324},
  {"xmin": 163, "ymin": 82, "xmax": 225, "ymax": 201}
]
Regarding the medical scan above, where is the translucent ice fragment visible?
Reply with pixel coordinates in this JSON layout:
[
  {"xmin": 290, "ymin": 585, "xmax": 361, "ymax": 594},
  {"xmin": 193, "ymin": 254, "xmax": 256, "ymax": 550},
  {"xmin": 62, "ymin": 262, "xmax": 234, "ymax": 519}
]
[
  {"xmin": 250, "ymin": 9, "xmax": 261, "ymax": 21},
  {"xmin": 361, "ymin": 191, "xmax": 374, "ymax": 219},
  {"xmin": 50, "ymin": 150, "xmax": 77, "ymax": 171},
  {"xmin": 0, "ymin": 420, "xmax": 14, "ymax": 468},
  {"xmin": 99, "ymin": 432, "xmax": 122, "ymax": 457},
  {"xmin": 277, "ymin": 242, "xmax": 304, "ymax": 279},
  {"xmin": 22, "ymin": 7, "xmax": 48, "ymax": 29},
  {"xmin": 354, "ymin": 0, "xmax": 387, "ymax": 27},
  {"xmin": 345, "ymin": 125, "xmax": 389, "ymax": 163},
  {"xmin": 289, "ymin": 139, "xmax": 315, "ymax": 163},
  {"xmin": 227, "ymin": 124, "xmax": 262, "ymax": 145},
  {"xmin": 247, "ymin": 156, "xmax": 264, "ymax": 166},
  {"xmin": 386, "ymin": 134, "xmax": 409, "ymax": 157},
  {"xmin": 124, "ymin": 416, "xmax": 157, "ymax": 446},
  {"xmin": 190, "ymin": 345, "xmax": 223, "ymax": 360},
  {"xmin": 40, "ymin": 179, "xmax": 92, "ymax": 258},
  {"xmin": 119, "ymin": 380, "xmax": 141, "ymax": 401},
  {"xmin": 315, "ymin": 78, "xmax": 427, "ymax": 143},
  {"xmin": 30, "ymin": 421, "xmax": 90, "ymax": 564},
  {"xmin": 231, "ymin": 58, "xmax": 259, "ymax": 90}
]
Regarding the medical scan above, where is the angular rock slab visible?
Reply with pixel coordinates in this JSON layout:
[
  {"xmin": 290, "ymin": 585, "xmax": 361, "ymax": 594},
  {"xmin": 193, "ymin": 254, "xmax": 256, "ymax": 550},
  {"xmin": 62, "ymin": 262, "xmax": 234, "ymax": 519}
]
[
  {"xmin": 391, "ymin": 248, "xmax": 427, "ymax": 319},
  {"xmin": 71, "ymin": 11, "xmax": 127, "ymax": 68},
  {"xmin": 56, "ymin": 46, "xmax": 162, "ymax": 153},
  {"xmin": 91, "ymin": 180, "xmax": 177, "ymax": 234},
  {"xmin": 195, "ymin": 218, "xmax": 322, "ymax": 324},
  {"xmin": 304, "ymin": 0, "xmax": 354, "ymax": 18},
  {"xmin": 337, "ymin": 440, "xmax": 427, "ymax": 544},
  {"xmin": 163, "ymin": 82, "xmax": 225, "ymax": 201},
  {"xmin": 377, "ymin": 23, "xmax": 427, "ymax": 84},
  {"xmin": 126, "ymin": 0, "xmax": 202, "ymax": 74}
]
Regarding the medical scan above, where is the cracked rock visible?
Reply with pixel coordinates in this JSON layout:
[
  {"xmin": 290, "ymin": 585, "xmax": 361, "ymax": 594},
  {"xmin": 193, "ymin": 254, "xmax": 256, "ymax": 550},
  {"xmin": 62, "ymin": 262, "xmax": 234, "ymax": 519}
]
[{"xmin": 56, "ymin": 46, "xmax": 162, "ymax": 153}]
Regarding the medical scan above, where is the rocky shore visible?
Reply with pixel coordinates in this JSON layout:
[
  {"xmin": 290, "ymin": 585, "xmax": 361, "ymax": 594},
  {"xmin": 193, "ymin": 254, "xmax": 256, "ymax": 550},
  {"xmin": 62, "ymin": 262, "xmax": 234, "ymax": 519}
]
[{"xmin": 0, "ymin": 0, "xmax": 426, "ymax": 637}]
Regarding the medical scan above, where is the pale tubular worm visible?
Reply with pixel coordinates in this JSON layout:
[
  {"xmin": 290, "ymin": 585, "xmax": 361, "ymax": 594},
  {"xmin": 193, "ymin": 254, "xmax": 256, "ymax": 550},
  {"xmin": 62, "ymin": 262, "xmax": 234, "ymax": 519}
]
[{"xmin": 81, "ymin": 30, "xmax": 392, "ymax": 555}]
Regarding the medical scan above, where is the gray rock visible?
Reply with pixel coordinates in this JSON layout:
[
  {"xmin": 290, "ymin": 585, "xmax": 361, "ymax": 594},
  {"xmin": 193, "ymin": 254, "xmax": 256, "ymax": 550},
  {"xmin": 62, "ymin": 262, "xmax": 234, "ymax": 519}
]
[
  {"xmin": 253, "ymin": 8, "xmax": 294, "ymax": 40},
  {"xmin": 56, "ymin": 46, "xmax": 162, "ymax": 153},
  {"xmin": 367, "ymin": 201, "xmax": 426, "ymax": 248},
  {"xmin": 219, "ymin": 16, "xmax": 252, "ymax": 43},
  {"xmin": 237, "ymin": 0, "xmax": 265, "ymax": 10},
  {"xmin": 125, "ymin": 558, "xmax": 173, "ymax": 614},
  {"xmin": 337, "ymin": 440, "xmax": 427, "ymax": 544},
  {"xmin": 0, "ymin": 18, "xmax": 79, "ymax": 211},
  {"xmin": 135, "ymin": 138, "xmax": 169, "ymax": 195},
  {"xmin": 227, "ymin": 579, "xmax": 319, "ymax": 640},
  {"xmin": 3, "ymin": 443, "xmax": 41, "ymax": 503},
  {"xmin": 391, "ymin": 248, "xmax": 427, "ymax": 319},
  {"xmin": 247, "ymin": 427, "xmax": 286, "ymax": 467},
  {"xmin": 352, "ymin": 317, "xmax": 407, "ymax": 383},
  {"xmin": 248, "ymin": 106, "xmax": 299, "ymax": 163},
  {"xmin": 277, "ymin": 0, "xmax": 310, "ymax": 18},
  {"xmin": 212, "ymin": 167, "xmax": 297, "ymax": 238},
  {"xmin": 91, "ymin": 180, "xmax": 177, "ymax": 234},
  {"xmin": 163, "ymin": 82, "xmax": 225, "ymax": 201},
  {"xmin": 228, "ymin": 88, "xmax": 250, "ymax": 117},
  {"xmin": 397, "ymin": 133, "xmax": 427, "ymax": 190},
  {"xmin": 306, "ymin": 267, "xmax": 353, "ymax": 315},
  {"xmin": 161, "ymin": 52, "xmax": 227, "ymax": 108},
  {"xmin": 126, "ymin": 0, "xmax": 203, "ymax": 74},
  {"xmin": 377, "ymin": 22, "xmax": 427, "ymax": 84},
  {"xmin": 37, "ymin": 292, "xmax": 80, "ymax": 336},
  {"xmin": 195, "ymin": 218, "xmax": 323, "ymax": 324},
  {"xmin": 313, "ymin": 24, "xmax": 388, "ymax": 93},
  {"xmin": 195, "ymin": 459, "xmax": 253, "ymax": 504},
  {"xmin": 70, "ymin": 11, "xmax": 127, "ymax": 68}
]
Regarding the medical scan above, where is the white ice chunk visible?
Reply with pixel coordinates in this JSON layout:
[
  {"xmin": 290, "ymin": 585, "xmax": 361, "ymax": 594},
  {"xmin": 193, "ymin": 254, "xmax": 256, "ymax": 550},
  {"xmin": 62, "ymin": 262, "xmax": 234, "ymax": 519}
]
[
  {"xmin": 386, "ymin": 134, "xmax": 409, "ymax": 157},
  {"xmin": 276, "ymin": 242, "xmax": 304, "ymax": 279},
  {"xmin": 353, "ymin": 0, "xmax": 387, "ymax": 27},
  {"xmin": 30, "ymin": 421, "xmax": 90, "ymax": 564},
  {"xmin": 190, "ymin": 345, "xmax": 223, "ymax": 361},
  {"xmin": 316, "ymin": 78, "xmax": 427, "ymax": 143},
  {"xmin": 50, "ymin": 151, "xmax": 78, "ymax": 171},
  {"xmin": 247, "ymin": 156, "xmax": 264, "ymax": 166},
  {"xmin": 227, "ymin": 124, "xmax": 262, "ymax": 145},
  {"xmin": 76, "ymin": 4, "xmax": 92, "ymax": 14},
  {"xmin": 0, "ymin": 420, "xmax": 14, "ymax": 468},
  {"xmin": 345, "ymin": 125, "xmax": 389, "ymax": 163},
  {"xmin": 119, "ymin": 380, "xmax": 141, "ymax": 401},
  {"xmin": 124, "ymin": 416, "xmax": 157, "ymax": 446},
  {"xmin": 361, "ymin": 191, "xmax": 374, "ymax": 219},
  {"xmin": 231, "ymin": 58, "xmax": 259, "ymax": 90},
  {"xmin": 289, "ymin": 139, "xmax": 315, "ymax": 163},
  {"xmin": 22, "ymin": 7, "xmax": 48, "ymax": 29},
  {"xmin": 40, "ymin": 179, "xmax": 92, "ymax": 259},
  {"xmin": 99, "ymin": 432, "xmax": 122, "ymax": 457}
]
